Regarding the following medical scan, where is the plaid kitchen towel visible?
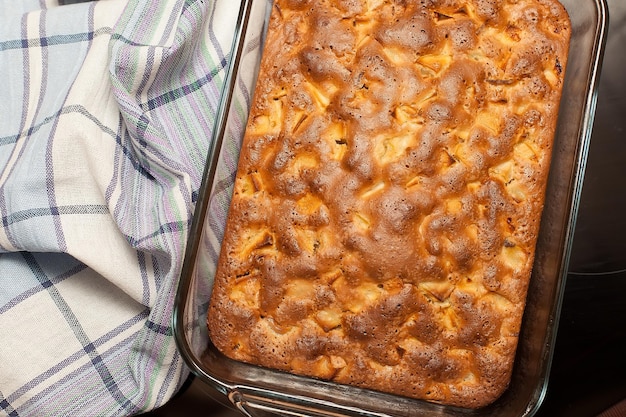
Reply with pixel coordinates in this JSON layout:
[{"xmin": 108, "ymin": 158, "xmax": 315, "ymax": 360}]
[{"xmin": 0, "ymin": 0, "xmax": 239, "ymax": 415}]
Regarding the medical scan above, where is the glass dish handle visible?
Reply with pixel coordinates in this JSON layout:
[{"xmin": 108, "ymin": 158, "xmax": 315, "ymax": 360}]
[{"xmin": 228, "ymin": 389, "xmax": 370, "ymax": 417}]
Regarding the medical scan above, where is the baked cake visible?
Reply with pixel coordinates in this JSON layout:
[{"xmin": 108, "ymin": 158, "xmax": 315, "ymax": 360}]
[{"xmin": 207, "ymin": 0, "xmax": 570, "ymax": 408}]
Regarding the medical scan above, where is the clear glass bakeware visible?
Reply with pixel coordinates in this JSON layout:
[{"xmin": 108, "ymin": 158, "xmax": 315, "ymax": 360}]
[{"xmin": 174, "ymin": 0, "xmax": 608, "ymax": 415}]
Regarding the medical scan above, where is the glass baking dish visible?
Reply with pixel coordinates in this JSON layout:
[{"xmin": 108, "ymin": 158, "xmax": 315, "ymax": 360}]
[{"xmin": 174, "ymin": 0, "xmax": 608, "ymax": 415}]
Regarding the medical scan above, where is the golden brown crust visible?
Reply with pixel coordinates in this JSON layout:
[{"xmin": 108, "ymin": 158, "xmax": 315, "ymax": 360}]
[{"xmin": 208, "ymin": 0, "xmax": 570, "ymax": 408}]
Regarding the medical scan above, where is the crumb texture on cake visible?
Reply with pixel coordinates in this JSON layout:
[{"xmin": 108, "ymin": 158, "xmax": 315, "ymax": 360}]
[{"xmin": 208, "ymin": 0, "xmax": 570, "ymax": 408}]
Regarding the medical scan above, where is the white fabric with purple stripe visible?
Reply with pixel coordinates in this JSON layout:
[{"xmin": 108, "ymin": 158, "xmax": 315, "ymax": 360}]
[{"xmin": 0, "ymin": 0, "xmax": 238, "ymax": 415}]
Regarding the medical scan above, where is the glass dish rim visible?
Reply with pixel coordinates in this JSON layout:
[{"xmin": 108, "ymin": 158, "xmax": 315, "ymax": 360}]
[{"xmin": 173, "ymin": 0, "xmax": 610, "ymax": 415}]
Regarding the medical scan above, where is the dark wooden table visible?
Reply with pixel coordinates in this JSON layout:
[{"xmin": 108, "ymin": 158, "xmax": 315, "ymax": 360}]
[{"xmin": 149, "ymin": 1, "xmax": 626, "ymax": 415}]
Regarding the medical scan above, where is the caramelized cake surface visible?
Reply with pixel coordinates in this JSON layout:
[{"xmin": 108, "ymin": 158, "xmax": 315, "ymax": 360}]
[{"xmin": 208, "ymin": 0, "xmax": 570, "ymax": 408}]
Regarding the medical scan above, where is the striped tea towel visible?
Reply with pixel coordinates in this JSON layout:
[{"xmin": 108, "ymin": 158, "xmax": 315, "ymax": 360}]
[{"xmin": 0, "ymin": 0, "xmax": 238, "ymax": 415}]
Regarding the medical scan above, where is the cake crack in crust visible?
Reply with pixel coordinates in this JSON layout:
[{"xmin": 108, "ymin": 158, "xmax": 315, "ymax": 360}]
[{"xmin": 208, "ymin": 0, "xmax": 570, "ymax": 408}]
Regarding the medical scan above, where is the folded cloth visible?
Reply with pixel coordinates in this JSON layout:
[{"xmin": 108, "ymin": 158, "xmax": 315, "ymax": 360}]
[{"xmin": 0, "ymin": 0, "xmax": 238, "ymax": 415}]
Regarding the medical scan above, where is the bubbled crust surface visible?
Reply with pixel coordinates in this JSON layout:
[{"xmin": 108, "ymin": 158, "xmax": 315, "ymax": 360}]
[{"xmin": 208, "ymin": 0, "xmax": 570, "ymax": 409}]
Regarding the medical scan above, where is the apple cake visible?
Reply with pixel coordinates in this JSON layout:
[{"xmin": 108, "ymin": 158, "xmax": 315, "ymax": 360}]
[{"xmin": 207, "ymin": 0, "xmax": 570, "ymax": 408}]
